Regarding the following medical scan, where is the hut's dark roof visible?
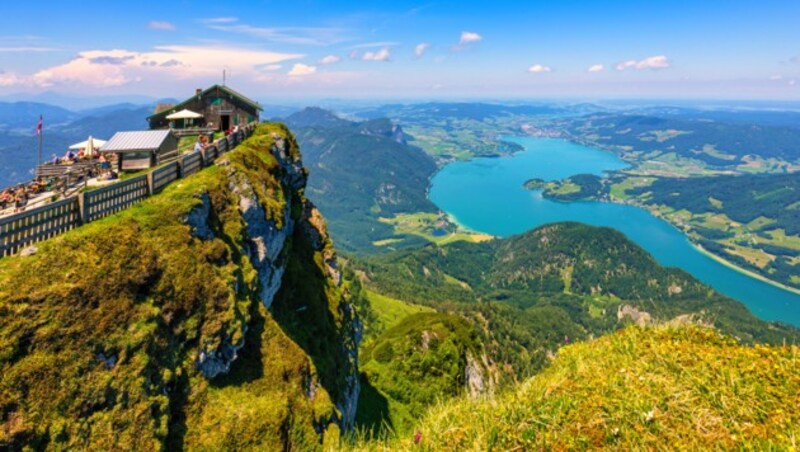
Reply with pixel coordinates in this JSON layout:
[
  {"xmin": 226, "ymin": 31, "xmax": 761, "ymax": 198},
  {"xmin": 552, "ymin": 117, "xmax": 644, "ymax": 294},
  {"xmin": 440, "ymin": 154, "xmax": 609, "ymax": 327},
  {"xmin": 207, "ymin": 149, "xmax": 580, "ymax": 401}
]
[
  {"xmin": 154, "ymin": 103, "xmax": 176, "ymax": 115},
  {"xmin": 148, "ymin": 85, "xmax": 261, "ymax": 120}
]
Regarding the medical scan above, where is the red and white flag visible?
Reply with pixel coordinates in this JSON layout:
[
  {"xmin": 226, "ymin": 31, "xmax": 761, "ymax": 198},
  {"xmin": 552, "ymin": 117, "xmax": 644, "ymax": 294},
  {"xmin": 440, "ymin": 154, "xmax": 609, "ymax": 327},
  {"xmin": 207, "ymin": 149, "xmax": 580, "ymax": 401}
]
[{"xmin": 36, "ymin": 115, "xmax": 43, "ymax": 136}]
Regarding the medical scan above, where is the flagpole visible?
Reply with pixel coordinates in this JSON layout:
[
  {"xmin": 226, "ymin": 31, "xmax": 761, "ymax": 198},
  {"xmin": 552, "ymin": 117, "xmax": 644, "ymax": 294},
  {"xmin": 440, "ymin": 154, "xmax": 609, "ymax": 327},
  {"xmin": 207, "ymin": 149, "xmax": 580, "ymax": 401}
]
[
  {"xmin": 38, "ymin": 125, "xmax": 42, "ymax": 170},
  {"xmin": 37, "ymin": 114, "xmax": 43, "ymax": 175}
]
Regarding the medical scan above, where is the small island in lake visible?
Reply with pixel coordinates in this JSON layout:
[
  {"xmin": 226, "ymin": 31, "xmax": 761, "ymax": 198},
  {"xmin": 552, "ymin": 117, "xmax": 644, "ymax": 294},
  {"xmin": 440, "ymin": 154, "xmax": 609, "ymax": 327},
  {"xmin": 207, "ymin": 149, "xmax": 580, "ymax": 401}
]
[{"xmin": 523, "ymin": 173, "xmax": 605, "ymax": 201}]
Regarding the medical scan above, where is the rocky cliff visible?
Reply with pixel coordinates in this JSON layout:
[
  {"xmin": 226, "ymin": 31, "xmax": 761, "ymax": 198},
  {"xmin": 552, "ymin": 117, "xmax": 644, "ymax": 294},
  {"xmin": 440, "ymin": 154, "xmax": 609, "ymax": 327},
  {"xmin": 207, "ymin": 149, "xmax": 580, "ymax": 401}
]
[{"xmin": 0, "ymin": 123, "xmax": 359, "ymax": 450}]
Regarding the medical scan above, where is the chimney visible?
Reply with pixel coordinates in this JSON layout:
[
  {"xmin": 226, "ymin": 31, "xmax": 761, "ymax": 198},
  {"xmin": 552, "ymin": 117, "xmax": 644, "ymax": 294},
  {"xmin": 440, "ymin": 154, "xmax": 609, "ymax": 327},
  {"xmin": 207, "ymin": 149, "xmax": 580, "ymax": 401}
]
[{"xmin": 195, "ymin": 88, "xmax": 202, "ymax": 96}]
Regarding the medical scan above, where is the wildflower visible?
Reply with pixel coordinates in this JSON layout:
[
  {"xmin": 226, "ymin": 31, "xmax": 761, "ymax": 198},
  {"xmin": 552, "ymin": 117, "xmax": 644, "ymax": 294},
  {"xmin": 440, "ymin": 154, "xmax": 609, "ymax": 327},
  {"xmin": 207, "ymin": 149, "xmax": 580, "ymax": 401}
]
[{"xmin": 414, "ymin": 430, "xmax": 422, "ymax": 444}]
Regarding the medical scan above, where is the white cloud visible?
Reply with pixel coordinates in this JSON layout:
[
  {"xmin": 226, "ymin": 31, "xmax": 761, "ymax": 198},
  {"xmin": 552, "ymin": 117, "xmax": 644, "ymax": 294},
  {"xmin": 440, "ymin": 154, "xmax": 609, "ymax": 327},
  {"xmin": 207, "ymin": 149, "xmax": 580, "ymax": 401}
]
[
  {"xmin": 347, "ymin": 41, "xmax": 399, "ymax": 49},
  {"xmin": 459, "ymin": 31, "xmax": 482, "ymax": 45},
  {"xmin": 319, "ymin": 55, "xmax": 341, "ymax": 65},
  {"xmin": 528, "ymin": 64, "xmax": 552, "ymax": 73},
  {"xmin": 452, "ymin": 31, "xmax": 482, "ymax": 52},
  {"xmin": 148, "ymin": 21, "xmax": 175, "ymax": 31},
  {"xmin": 288, "ymin": 63, "xmax": 317, "ymax": 76},
  {"xmin": 587, "ymin": 64, "xmax": 604, "ymax": 73},
  {"xmin": 769, "ymin": 74, "xmax": 783, "ymax": 80},
  {"xmin": 362, "ymin": 47, "xmax": 391, "ymax": 62},
  {"xmin": 0, "ymin": 71, "xmax": 26, "ymax": 86},
  {"xmin": 415, "ymin": 43, "xmax": 429, "ymax": 58},
  {"xmin": 790, "ymin": 56, "xmax": 800, "ymax": 64},
  {"xmin": 203, "ymin": 17, "xmax": 348, "ymax": 46},
  {"xmin": 1, "ymin": 45, "xmax": 303, "ymax": 89},
  {"xmin": 790, "ymin": 79, "xmax": 797, "ymax": 86},
  {"xmin": 0, "ymin": 47, "xmax": 58, "ymax": 52},
  {"xmin": 262, "ymin": 64, "xmax": 282, "ymax": 71},
  {"xmin": 616, "ymin": 55, "xmax": 671, "ymax": 71},
  {"xmin": 200, "ymin": 17, "xmax": 238, "ymax": 24}
]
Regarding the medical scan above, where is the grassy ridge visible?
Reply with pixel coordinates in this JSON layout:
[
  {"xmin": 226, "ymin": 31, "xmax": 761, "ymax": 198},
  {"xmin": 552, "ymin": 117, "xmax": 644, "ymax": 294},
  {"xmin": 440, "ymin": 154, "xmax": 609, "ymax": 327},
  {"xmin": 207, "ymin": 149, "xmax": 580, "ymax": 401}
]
[
  {"xmin": 0, "ymin": 123, "xmax": 354, "ymax": 450},
  {"xmin": 355, "ymin": 325, "xmax": 800, "ymax": 450}
]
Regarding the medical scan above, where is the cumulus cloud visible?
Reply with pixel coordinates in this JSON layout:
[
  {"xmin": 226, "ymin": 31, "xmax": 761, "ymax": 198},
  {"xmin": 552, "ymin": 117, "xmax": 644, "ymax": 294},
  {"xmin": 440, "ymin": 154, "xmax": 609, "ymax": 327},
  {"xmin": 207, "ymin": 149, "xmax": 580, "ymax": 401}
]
[
  {"xmin": 0, "ymin": 71, "xmax": 26, "ymax": 86},
  {"xmin": 1, "ymin": 45, "xmax": 303, "ymax": 89},
  {"xmin": 528, "ymin": 64, "xmax": 552, "ymax": 73},
  {"xmin": 319, "ymin": 55, "xmax": 341, "ymax": 65},
  {"xmin": 452, "ymin": 31, "xmax": 482, "ymax": 51},
  {"xmin": 88, "ymin": 55, "xmax": 135, "ymax": 65},
  {"xmin": 288, "ymin": 63, "xmax": 317, "ymax": 76},
  {"xmin": 616, "ymin": 55, "xmax": 670, "ymax": 71},
  {"xmin": 587, "ymin": 64, "xmax": 604, "ymax": 73},
  {"xmin": 148, "ymin": 21, "xmax": 175, "ymax": 31},
  {"xmin": 362, "ymin": 47, "xmax": 391, "ymax": 62},
  {"xmin": 415, "ymin": 43, "xmax": 430, "ymax": 58},
  {"xmin": 460, "ymin": 31, "xmax": 482, "ymax": 45}
]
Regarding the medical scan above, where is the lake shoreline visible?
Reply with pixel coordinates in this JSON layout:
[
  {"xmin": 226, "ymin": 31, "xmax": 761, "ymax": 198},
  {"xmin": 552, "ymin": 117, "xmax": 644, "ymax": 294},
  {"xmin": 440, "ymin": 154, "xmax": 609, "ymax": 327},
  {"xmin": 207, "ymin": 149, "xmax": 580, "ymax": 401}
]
[
  {"xmin": 513, "ymin": 137, "xmax": 800, "ymax": 298},
  {"xmin": 529, "ymin": 186, "xmax": 800, "ymax": 298},
  {"xmin": 428, "ymin": 135, "xmax": 800, "ymax": 326},
  {"xmin": 692, "ymin": 243, "xmax": 800, "ymax": 297}
]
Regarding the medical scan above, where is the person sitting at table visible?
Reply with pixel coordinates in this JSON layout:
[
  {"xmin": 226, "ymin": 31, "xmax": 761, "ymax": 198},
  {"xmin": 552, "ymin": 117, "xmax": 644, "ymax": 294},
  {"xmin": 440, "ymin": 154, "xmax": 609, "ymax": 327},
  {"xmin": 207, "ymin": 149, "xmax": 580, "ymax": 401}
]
[
  {"xmin": 0, "ymin": 188, "xmax": 12, "ymax": 209},
  {"xmin": 63, "ymin": 149, "xmax": 77, "ymax": 163},
  {"xmin": 98, "ymin": 153, "xmax": 111, "ymax": 170},
  {"xmin": 51, "ymin": 154, "xmax": 59, "ymax": 165},
  {"xmin": 14, "ymin": 187, "xmax": 27, "ymax": 212}
]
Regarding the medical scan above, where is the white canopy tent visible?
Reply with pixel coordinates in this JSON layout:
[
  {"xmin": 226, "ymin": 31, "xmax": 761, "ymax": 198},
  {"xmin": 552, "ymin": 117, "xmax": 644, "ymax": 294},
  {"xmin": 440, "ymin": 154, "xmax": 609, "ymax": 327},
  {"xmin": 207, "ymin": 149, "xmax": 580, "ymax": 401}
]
[
  {"xmin": 69, "ymin": 136, "xmax": 106, "ymax": 151},
  {"xmin": 166, "ymin": 109, "xmax": 203, "ymax": 120}
]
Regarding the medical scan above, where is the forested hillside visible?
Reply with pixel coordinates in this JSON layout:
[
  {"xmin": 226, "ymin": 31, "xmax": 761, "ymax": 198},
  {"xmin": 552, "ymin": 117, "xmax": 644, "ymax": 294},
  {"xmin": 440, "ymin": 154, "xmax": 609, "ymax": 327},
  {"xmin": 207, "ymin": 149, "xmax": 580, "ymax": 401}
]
[
  {"xmin": 357, "ymin": 222, "xmax": 798, "ymax": 381},
  {"xmin": 286, "ymin": 108, "xmax": 439, "ymax": 253}
]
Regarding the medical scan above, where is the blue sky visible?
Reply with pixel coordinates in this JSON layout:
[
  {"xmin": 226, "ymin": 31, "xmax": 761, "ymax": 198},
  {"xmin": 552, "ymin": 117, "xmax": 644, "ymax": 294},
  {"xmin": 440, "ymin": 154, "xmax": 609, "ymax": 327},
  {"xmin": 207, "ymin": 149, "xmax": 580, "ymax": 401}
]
[{"xmin": 1, "ymin": 0, "xmax": 799, "ymax": 100}]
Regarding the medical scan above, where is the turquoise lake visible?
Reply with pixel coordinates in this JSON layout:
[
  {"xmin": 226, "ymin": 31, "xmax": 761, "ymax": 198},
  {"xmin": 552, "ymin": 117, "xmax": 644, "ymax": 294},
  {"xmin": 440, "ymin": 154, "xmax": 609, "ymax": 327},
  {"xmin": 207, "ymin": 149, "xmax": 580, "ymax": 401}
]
[{"xmin": 428, "ymin": 136, "xmax": 800, "ymax": 327}]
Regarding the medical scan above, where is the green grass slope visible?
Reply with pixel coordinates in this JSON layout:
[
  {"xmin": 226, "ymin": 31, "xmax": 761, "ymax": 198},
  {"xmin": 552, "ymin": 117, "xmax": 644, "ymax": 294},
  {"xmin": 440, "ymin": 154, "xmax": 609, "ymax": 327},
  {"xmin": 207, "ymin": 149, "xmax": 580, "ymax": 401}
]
[
  {"xmin": 376, "ymin": 325, "xmax": 800, "ymax": 450},
  {"xmin": 0, "ymin": 123, "xmax": 356, "ymax": 450}
]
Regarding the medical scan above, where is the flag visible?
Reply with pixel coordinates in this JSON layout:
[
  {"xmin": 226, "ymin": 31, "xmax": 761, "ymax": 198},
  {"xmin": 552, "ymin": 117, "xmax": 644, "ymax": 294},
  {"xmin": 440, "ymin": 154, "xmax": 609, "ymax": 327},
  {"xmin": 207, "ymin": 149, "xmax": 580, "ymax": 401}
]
[{"xmin": 36, "ymin": 115, "xmax": 42, "ymax": 136}]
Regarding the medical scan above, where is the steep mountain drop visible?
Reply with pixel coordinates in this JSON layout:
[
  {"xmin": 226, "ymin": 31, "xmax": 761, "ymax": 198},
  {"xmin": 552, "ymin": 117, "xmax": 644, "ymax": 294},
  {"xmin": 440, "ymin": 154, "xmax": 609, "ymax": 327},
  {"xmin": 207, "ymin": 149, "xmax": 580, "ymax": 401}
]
[{"xmin": 0, "ymin": 124, "xmax": 359, "ymax": 450}]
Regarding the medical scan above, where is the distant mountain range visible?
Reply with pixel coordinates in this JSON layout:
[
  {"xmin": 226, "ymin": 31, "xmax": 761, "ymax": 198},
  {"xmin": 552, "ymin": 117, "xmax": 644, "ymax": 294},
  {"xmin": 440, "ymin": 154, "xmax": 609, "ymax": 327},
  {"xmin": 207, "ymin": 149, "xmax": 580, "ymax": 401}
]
[{"xmin": 0, "ymin": 102, "xmax": 153, "ymax": 188}]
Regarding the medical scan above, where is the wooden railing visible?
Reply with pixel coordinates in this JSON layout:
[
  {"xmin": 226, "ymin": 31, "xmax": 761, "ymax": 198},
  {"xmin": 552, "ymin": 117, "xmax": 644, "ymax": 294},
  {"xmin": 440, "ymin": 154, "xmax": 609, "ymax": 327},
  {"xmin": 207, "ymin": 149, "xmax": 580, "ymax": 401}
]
[
  {"xmin": 150, "ymin": 161, "xmax": 180, "ymax": 194},
  {"xmin": 0, "ymin": 124, "xmax": 256, "ymax": 257},
  {"xmin": 0, "ymin": 197, "xmax": 81, "ymax": 256},
  {"xmin": 181, "ymin": 151, "xmax": 203, "ymax": 177},
  {"xmin": 82, "ymin": 175, "xmax": 149, "ymax": 223}
]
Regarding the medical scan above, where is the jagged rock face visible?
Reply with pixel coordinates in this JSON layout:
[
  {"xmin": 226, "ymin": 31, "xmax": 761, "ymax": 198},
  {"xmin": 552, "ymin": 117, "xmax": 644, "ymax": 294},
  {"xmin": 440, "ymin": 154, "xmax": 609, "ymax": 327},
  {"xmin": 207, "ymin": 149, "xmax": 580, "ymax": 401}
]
[
  {"xmin": 392, "ymin": 124, "xmax": 407, "ymax": 145},
  {"xmin": 191, "ymin": 129, "xmax": 361, "ymax": 429},
  {"xmin": 234, "ymin": 176, "xmax": 292, "ymax": 310},
  {"xmin": 465, "ymin": 352, "xmax": 495, "ymax": 399},
  {"xmin": 185, "ymin": 193, "xmax": 215, "ymax": 240},
  {"xmin": 617, "ymin": 304, "xmax": 652, "ymax": 326}
]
